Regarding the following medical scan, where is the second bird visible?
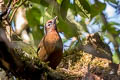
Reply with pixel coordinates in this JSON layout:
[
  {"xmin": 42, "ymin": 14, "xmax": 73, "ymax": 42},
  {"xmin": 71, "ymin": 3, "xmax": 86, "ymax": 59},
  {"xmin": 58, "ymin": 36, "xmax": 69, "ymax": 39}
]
[{"xmin": 37, "ymin": 16, "xmax": 63, "ymax": 69}]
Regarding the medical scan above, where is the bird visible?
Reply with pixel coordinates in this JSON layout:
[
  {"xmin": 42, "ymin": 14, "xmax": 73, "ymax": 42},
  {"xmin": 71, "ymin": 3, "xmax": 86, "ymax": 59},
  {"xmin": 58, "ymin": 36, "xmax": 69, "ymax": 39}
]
[{"xmin": 37, "ymin": 16, "xmax": 63, "ymax": 69}]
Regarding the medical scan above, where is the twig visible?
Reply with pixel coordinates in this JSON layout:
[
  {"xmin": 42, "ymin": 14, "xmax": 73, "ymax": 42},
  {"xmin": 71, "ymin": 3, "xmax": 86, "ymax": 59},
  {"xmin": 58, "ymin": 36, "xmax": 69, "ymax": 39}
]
[{"xmin": 1, "ymin": 0, "xmax": 12, "ymax": 19}]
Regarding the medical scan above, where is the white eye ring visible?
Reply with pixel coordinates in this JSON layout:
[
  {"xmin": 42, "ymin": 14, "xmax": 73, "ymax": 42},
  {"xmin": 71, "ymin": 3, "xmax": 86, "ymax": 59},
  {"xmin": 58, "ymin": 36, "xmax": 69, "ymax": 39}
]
[
  {"xmin": 48, "ymin": 23, "xmax": 51, "ymax": 26},
  {"xmin": 47, "ymin": 22, "xmax": 52, "ymax": 26}
]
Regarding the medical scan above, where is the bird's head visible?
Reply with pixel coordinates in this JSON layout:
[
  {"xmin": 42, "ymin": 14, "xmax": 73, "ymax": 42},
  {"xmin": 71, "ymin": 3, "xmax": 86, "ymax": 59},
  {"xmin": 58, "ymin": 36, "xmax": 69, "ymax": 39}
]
[{"xmin": 44, "ymin": 16, "xmax": 58, "ymax": 34}]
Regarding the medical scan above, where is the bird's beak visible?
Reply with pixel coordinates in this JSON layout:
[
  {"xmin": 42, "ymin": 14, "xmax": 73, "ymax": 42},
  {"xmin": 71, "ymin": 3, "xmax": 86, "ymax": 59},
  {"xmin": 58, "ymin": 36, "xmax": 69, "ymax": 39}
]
[{"xmin": 53, "ymin": 16, "xmax": 57, "ymax": 24}]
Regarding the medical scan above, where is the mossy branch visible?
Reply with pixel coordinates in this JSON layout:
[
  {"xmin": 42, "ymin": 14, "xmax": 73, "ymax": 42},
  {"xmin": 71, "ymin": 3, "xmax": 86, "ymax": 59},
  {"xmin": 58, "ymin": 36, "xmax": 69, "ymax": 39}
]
[{"xmin": 0, "ymin": 28, "xmax": 65, "ymax": 80}]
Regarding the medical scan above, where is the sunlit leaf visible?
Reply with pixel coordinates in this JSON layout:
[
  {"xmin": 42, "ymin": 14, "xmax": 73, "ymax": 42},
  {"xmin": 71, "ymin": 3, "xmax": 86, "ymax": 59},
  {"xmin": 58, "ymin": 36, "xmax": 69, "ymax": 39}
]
[
  {"xmin": 75, "ymin": 4, "xmax": 88, "ymax": 18},
  {"xmin": 80, "ymin": 19, "xmax": 88, "ymax": 32},
  {"xmin": 57, "ymin": 0, "xmax": 63, "ymax": 5},
  {"xmin": 112, "ymin": 53, "xmax": 120, "ymax": 64},
  {"xmin": 79, "ymin": 0, "xmax": 90, "ymax": 13},
  {"xmin": 75, "ymin": 0, "xmax": 90, "ymax": 18}
]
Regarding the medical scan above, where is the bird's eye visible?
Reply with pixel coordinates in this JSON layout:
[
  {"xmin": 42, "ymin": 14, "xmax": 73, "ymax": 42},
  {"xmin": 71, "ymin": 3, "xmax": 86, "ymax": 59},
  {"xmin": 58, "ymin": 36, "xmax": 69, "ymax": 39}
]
[{"xmin": 48, "ymin": 23, "xmax": 51, "ymax": 26}]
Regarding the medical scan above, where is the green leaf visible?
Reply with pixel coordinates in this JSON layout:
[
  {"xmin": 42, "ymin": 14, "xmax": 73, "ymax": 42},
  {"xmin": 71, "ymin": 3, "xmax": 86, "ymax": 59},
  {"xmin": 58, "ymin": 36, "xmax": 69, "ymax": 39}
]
[
  {"xmin": 102, "ymin": 24, "xmax": 119, "ymax": 35},
  {"xmin": 75, "ymin": 0, "xmax": 90, "ymax": 18},
  {"xmin": 112, "ymin": 53, "xmax": 120, "ymax": 64},
  {"xmin": 109, "ymin": 22, "xmax": 120, "ymax": 25},
  {"xmin": 32, "ymin": 26, "xmax": 44, "ymax": 46},
  {"xmin": 75, "ymin": 4, "xmax": 89, "ymax": 18},
  {"xmin": 90, "ymin": 1, "xmax": 106, "ymax": 19},
  {"xmin": 62, "ymin": 38, "xmax": 68, "ymax": 43},
  {"xmin": 80, "ymin": 19, "xmax": 88, "ymax": 32},
  {"xmin": 108, "ymin": 26, "xmax": 117, "ymax": 34},
  {"xmin": 60, "ymin": 0, "xmax": 90, "ymax": 18},
  {"xmin": 60, "ymin": 0, "xmax": 70, "ymax": 19},
  {"xmin": 26, "ymin": 7, "xmax": 41, "ymax": 27},
  {"xmin": 57, "ymin": 0, "xmax": 63, "ymax": 5},
  {"xmin": 45, "ymin": 2, "xmax": 78, "ymax": 38},
  {"xmin": 57, "ymin": 16, "xmax": 78, "ymax": 37},
  {"xmin": 102, "ymin": 25, "xmax": 107, "ymax": 32},
  {"xmin": 39, "ymin": 0, "xmax": 49, "ymax": 6},
  {"xmin": 105, "ymin": 0, "xmax": 118, "ymax": 4},
  {"xmin": 116, "ymin": 37, "xmax": 120, "ymax": 44},
  {"xmin": 29, "ymin": 0, "xmax": 40, "ymax": 4},
  {"xmin": 79, "ymin": 0, "xmax": 90, "ymax": 13},
  {"xmin": 29, "ymin": 0, "xmax": 48, "ymax": 6}
]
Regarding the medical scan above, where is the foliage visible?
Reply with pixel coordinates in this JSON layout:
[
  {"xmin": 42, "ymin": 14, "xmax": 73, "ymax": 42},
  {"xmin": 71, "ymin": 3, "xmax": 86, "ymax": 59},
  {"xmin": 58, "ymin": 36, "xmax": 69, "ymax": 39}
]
[{"xmin": 23, "ymin": 0, "xmax": 120, "ymax": 63}]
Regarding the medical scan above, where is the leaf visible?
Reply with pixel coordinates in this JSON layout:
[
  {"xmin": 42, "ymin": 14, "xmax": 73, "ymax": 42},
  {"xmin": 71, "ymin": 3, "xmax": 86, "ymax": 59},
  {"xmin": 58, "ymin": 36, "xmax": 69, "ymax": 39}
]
[
  {"xmin": 62, "ymin": 38, "xmax": 68, "ymax": 43},
  {"xmin": 39, "ymin": 0, "xmax": 49, "ymax": 6},
  {"xmin": 105, "ymin": 0, "xmax": 118, "ymax": 4},
  {"xmin": 26, "ymin": 7, "xmax": 41, "ymax": 27},
  {"xmin": 112, "ymin": 53, "xmax": 120, "ymax": 64},
  {"xmin": 102, "ymin": 25, "xmax": 107, "ymax": 32},
  {"xmin": 29, "ymin": 0, "xmax": 40, "ymax": 4},
  {"xmin": 75, "ymin": 4, "xmax": 89, "ymax": 18},
  {"xmin": 60, "ymin": 0, "xmax": 90, "ymax": 18},
  {"xmin": 80, "ymin": 19, "xmax": 88, "ymax": 32},
  {"xmin": 57, "ymin": 0, "xmax": 63, "ymax": 5},
  {"xmin": 108, "ymin": 26, "xmax": 118, "ymax": 34},
  {"xmin": 79, "ymin": 0, "xmax": 90, "ymax": 13},
  {"xmin": 32, "ymin": 26, "xmax": 44, "ymax": 46},
  {"xmin": 105, "ymin": 32, "xmax": 114, "ymax": 42},
  {"xmin": 57, "ymin": 16, "xmax": 78, "ymax": 37},
  {"xmin": 29, "ymin": 0, "xmax": 48, "ymax": 6},
  {"xmin": 75, "ymin": 0, "xmax": 90, "ymax": 18},
  {"xmin": 102, "ymin": 24, "xmax": 119, "ymax": 35},
  {"xmin": 60, "ymin": 0, "xmax": 70, "ymax": 19},
  {"xmin": 45, "ymin": 2, "xmax": 78, "ymax": 38},
  {"xmin": 109, "ymin": 22, "xmax": 120, "ymax": 25},
  {"xmin": 90, "ymin": 1, "xmax": 106, "ymax": 19},
  {"xmin": 116, "ymin": 37, "xmax": 120, "ymax": 44}
]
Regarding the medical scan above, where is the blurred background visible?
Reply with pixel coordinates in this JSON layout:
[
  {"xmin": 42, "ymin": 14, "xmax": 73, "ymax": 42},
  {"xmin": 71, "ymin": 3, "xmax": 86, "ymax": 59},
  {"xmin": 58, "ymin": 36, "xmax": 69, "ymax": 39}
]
[
  {"xmin": 8, "ymin": 0, "xmax": 120, "ymax": 64},
  {"xmin": 0, "ymin": 0, "xmax": 120, "ymax": 79}
]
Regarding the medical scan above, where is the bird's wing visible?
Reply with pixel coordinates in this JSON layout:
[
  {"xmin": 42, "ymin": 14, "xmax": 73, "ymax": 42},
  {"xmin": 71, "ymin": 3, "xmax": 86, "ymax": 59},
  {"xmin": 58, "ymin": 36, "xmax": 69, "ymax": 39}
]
[
  {"xmin": 37, "ymin": 37, "xmax": 48, "ymax": 61},
  {"xmin": 37, "ymin": 38, "xmax": 44, "ymax": 54}
]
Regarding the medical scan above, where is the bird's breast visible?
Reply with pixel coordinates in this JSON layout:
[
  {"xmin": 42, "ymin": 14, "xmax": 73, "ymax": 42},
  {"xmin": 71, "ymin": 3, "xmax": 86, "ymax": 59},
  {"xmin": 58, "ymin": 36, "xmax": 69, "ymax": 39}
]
[{"xmin": 44, "ymin": 31, "xmax": 63, "ymax": 52}]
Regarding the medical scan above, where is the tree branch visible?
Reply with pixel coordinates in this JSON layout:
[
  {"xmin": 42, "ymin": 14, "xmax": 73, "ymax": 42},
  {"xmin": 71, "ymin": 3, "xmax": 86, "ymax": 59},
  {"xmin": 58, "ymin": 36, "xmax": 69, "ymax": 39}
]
[
  {"xmin": 0, "ymin": 28, "xmax": 65, "ymax": 80},
  {"xmin": 0, "ymin": 0, "xmax": 12, "ymax": 20},
  {"xmin": 100, "ymin": 12, "xmax": 120, "ymax": 75}
]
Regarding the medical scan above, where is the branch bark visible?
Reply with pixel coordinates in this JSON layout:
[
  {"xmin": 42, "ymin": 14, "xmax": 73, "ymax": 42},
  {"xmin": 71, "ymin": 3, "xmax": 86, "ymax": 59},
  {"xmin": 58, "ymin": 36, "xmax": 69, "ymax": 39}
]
[{"xmin": 0, "ymin": 28, "xmax": 65, "ymax": 80}]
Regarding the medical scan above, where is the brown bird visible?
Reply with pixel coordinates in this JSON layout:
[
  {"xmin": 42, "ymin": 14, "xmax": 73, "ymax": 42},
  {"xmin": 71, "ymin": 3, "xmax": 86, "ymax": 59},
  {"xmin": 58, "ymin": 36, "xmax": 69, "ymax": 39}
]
[{"xmin": 37, "ymin": 16, "xmax": 63, "ymax": 69}]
